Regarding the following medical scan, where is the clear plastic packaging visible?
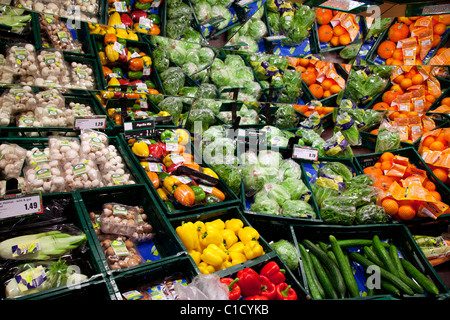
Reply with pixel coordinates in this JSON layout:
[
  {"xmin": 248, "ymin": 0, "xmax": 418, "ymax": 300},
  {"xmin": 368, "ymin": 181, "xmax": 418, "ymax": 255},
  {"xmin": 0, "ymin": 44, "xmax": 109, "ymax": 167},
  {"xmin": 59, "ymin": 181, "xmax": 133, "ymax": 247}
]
[
  {"xmin": 4, "ymin": 43, "xmax": 40, "ymax": 82},
  {"xmin": 69, "ymin": 61, "xmax": 95, "ymax": 90},
  {"xmin": 100, "ymin": 236, "xmax": 143, "ymax": 270},
  {"xmin": 1, "ymin": 86, "xmax": 37, "ymax": 114},
  {"xmin": 0, "ymin": 143, "xmax": 28, "ymax": 179},
  {"xmin": 48, "ymin": 135, "xmax": 81, "ymax": 162},
  {"xmin": 39, "ymin": 13, "xmax": 83, "ymax": 53},
  {"xmin": 100, "ymin": 145, "xmax": 136, "ymax": 187},
  {"xmin": 35, "ymin": 104, "xmax": 70, "ymax": 127},
  {"xmin": 34, "ymin": 49, "xmax": 69, "ymax": 87},
  {"xmin": 0, "ymin": 53, "xmax": 14, "ymax": 84},
  {"xmin": 63, "ymin": 157, "xmax": 104, "ymax": 191},
  {"xmin": 15, "ymin": 111, "xmax": 42, "ymax": 136},
  {"xmin": 35, "ymin": 88, "xmax": 65, "ymax": 110},
  {"xmin": 79, "ymin": 129, "xmax": 109, "ymax": 165},
  {"xmin": 23, "ymin": 161, "xmax": 66, "ymax": 193},
  {"xmin": 15, "ymin": 0, "xmax": 61, "ymax": 15},
  {"xmin": 100, "ymin": 203, "xmax": 139, "ymax": 238}
]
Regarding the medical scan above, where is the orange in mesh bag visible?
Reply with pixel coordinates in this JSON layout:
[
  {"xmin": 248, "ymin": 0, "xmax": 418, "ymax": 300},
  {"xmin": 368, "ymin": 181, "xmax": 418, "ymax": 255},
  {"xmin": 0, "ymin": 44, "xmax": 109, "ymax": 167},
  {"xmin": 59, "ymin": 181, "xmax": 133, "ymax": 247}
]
[{"xmin": 419, "ymin": 128, "xmax": 450, "ymax": 168}]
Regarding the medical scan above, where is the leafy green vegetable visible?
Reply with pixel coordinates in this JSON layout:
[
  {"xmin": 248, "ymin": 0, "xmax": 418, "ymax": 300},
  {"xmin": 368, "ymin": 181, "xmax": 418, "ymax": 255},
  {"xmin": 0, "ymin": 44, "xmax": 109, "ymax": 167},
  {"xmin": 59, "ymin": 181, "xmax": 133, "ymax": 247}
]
[
  {"xmin": 355, "ymin": 204, "xmax": 390, "ymax": 225},
  {"xmin": 270, "ymin": 240, "xmax": 299, "ymax": 271},
  {"xmin": 281, "ymin": 178, "xmax": 311, "ymax": 201},
  {"xmin": 334, "ymin": 111, "xmax": 361, "ymax": 146},
  {"xmin": 211, "ymin": 163, "xmax": 241, "ymax": 194},
  {"xmin": 241, "ymin": 163, "xmax": 269, "ymax": 196},
  {"xmin": 375, "ymin": 128, "xmax": 401, "ymax": 153},
  {"xmin": 281, "ymin": 200, "xmax": 316, "ymax": 218},
  {"xmin": 250, "ymin": 195, "xmax": 280, "ymax": 215}
]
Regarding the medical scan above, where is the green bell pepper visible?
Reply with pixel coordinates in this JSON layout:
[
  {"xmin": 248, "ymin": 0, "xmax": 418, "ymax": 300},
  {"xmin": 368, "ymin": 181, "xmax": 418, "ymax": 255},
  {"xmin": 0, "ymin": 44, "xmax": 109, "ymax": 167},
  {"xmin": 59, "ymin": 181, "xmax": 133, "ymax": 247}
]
[
  {"xmin": 158, "ymin": 172, "xmax": 170, "ymax": 180},
  {"xmin": 117, "ymin": 37, "xmax": 127, "ymax": 47},
  {"xmin": 112, "ymin": 67, "xmax": 123, "ymax": 78},
  {"xmin": 160, "ymin": 129, "xmax": 174, "ymax": 142},
  {"xmin": 145, "ymin": 80, "xmax": 156, "ymax": 89},
  {"xmin": 191, "ymin": 186, "xmax": 206, "ymax": 203},
  {"xmin": 128, "ymin": 70, "xmax": 143, "ymax": 80},
  {"xmin": 165, "ymin": 201, "xmax": 176, "ymax": 212},
  {"xmin": 135, "ymin": 1, "xmax": 152, "ymax": 10}
]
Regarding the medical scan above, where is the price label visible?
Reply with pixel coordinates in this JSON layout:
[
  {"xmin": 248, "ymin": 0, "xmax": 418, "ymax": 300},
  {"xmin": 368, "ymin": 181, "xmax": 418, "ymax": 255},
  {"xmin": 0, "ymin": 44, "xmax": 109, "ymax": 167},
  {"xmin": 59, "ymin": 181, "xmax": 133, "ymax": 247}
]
[
  {"xmin": 0, "ymin": 192, "xmax": 43, "ymax": 219},
  {"xmin": 264, "ymin": 35, "xmax": 288, "ymax": 41},
  {"xmin": 114, "ymin": 1, "xmax": 128, "ymax": 12},
  {"xmin": 74, "ymin": 116, "xmax": 107, "ymax": 130},
  {"xmin": 292, "ymin": 145, "xmax": 319, "ymax": 161}
]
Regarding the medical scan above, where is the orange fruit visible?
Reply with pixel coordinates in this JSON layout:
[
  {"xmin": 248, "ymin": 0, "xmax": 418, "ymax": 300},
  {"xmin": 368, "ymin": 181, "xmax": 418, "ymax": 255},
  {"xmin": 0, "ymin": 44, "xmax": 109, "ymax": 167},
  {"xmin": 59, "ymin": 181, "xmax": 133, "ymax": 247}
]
[
  {"xmin": 422, "ymin": 135, "xmax": 436, "ymax": 148},
  {"xmin": 438, "ymin": 14, "xmax": 450, "ymax": 25},
  {"xmin": 404, "ymin": 69, "xmax": 416, "ymax": 79},
  {"xmin": 429, "ymin": 140, "xmax": 445, "ymax": 151},
  {"xmin": 294, "ymin": 104, "xmax": 309, "ymax": 114},
  {"xmin": 382, "ymin": 91, "xmax": 398, "ymax": 105},
  {"xmin": 333, "ymin": 25, "xmax": 347, "ymax": 36},
  {"xmin": 426, "ymin": 94, "xmax": 437, "ymax": 103},
  {"xmin": 318, "ymin": 24, "xmax": 334, "ymax": 43},
  {"xmin": 433, "ymin": 167, "xmax": 448, "ymax": 183},
  {"xmin": 385, "ymin": 58, "xmax": 394, "ymax": 65},
  {"xmin": 423, "ymin": 180, "xmax": 436, "ymax": 191},
  {"xmin": 397, "ymin": 205, "xmax": 416, "ymax": 220},
  {"xmin": 323, "ymin": 107, "xmax": 334, "ymax": 114},
  {"xmin": 329, "ymin": 84, "xmax": 342, "ymax": 94},
  {"xmin": 370, "ymin": 129, "xmax": 379, "ymax": 135},
  {"xmin": 301, "ymin": 70, "xmax": 317, "ymax": 87},
  {"xmin": 323, "ymin": 90, "xmax": 332, "ymax": 98},
  {"xmin": 382, "ymin": 198, "xmax": 399, "ymax": 216},
  {"xmin": 373, "ymin": 102, "xmax": 390, "ymax": 110},
  {"xmin": 398, "ymin": 17, "xmax": 412, "ymax": 25},
  {"xmin": 364, "ymin": 165, "xmax": 383, "ymax": 177},
  {"xmin": 298, "ymin": 58, "xmax": 310, "ymax": 67},
  {"xmin": 377, "ymin": 40, "xmax": 396, "ymax": 59},
  {"xmin": 400, "ymin": 78, "xmax": 413, "ymax": 90},
  {"xmin": 309, "ymin": 84, "xmax": 324, "ymax": 99},
  {"xmin": 430, "ymin": 191, "xmax": 442, "ymax": 202},
  {"xmin": 380, "ymin": 152, "xmax": 395, "ymax": 163},
  {"xmin": 391, "ymin": 84, "xmax": 403, "ymax": 93},
  {"xmin": 381, "ymin": 161, "xmax": 393, "ymax": 171},
  {"xmin": 394, "ymin": 74, "xmax": 405, "ymax": 84},
  {"xmin": 432, "ymin": 34, "xmax": 441, "ymax": 48},
  {"xmin": 322, "ymin": 78, "xmax": 334, "ymax": 90},
  {"xmin": 441, "ymin": 97, "xmax": 450, "ymax": 106},
  {"xmin": 389, "ymin": 111, "xmax": 400, "ymax": 121},
  {"xmin": 330, "ymin": 36, "xmax": 340, "ymax": 47},
  {"xmin": 388, "ymin": 23, "xmax": 410, "ymax": 42},
  {"xmin": 433, "ymin": 23, "xmax": 447, "ymax": 36},
  {"xmin": 392, "ymin": 48, "xmax": 403, "ymax": 61},
  {"xmin": 339, "ymin": 33, "xmax": 351, "ymax": 46},
  {"xmin": 411, "ymin": 73, "xmax": 424, "ymax": 85},
  {"xmin": 316, "ymin": 8, "xmax": 333, "ymax": 25}
]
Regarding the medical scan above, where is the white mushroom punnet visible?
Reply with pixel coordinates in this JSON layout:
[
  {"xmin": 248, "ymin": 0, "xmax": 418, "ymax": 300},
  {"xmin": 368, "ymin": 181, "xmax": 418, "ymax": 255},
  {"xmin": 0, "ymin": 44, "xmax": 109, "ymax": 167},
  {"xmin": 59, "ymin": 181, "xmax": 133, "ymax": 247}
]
[
  {"xmin": 70, "ymin": 62, "xmax": 94, "ymax": 89},
  {"xmin": 1, "ymin": 86, "xmax": 37, "ymax": 114},
  {"xmin": 64, "ymin": 157, "xmax": 104, "ymax": 191},
  {"xmin": 4, "ymin": 44, "xmax": 40, "ymax": 80},
  {"xmin": 0, "ymin": 143, "xmax": 27, "ymax": 179},
  {"xmin": 35, "ymin": 49, "xmax": 68, "ymax": 87}
]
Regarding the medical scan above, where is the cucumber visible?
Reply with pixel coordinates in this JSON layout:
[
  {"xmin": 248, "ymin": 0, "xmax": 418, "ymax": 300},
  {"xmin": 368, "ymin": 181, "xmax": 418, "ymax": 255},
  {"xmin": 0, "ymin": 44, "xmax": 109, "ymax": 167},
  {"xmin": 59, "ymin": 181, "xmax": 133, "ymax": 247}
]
[
  {"xmin": 298, "ymin": 243, "xmax": 323, "ymax": 299},
  {"xmin": 400, "ymin": 258, "xmax": 440, "ymax": 296},
  {"xmin": 302, "ymin": 239, "xmax": 347, "ymax": 299},
  {"xmin": 389, "ymin": 246, "xmax": 424, "ymax": 294},
  {"xmin": 349, "ymin": 251, "xmax": 414, "ymax": 296},
  {"xmin": 381, "ymin": 280, "xmax": 401, "ymax": 296},
  {"xmin": 326, "ymin": 239, "xmax": 390, "ymax": 250},
  {"xmin": 363, "ymin": 246, "xmax": 385, "ymax": 268},
  {"xmin": 372, "ymin": 235, "xmax": 399, "ymax": 277},
  {"xmin": 310, "ymin": 252, "xmax": 339, "ymax": 299},
  {"xmin": 329, "ymin": 235, "xmax": 360, "ymax": 298},
  {"xmin": 318, "ymin": 241, "xmax": 338, "ymax": 265}
]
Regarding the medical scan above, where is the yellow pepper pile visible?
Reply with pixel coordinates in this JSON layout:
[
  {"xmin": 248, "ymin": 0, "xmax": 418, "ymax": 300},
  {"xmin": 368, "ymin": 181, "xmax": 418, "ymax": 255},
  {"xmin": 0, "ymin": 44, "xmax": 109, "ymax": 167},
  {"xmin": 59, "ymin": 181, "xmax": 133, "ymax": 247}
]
[{"xmin": 176, "ymin": 218, "xmax": 265, "ymax": 274}]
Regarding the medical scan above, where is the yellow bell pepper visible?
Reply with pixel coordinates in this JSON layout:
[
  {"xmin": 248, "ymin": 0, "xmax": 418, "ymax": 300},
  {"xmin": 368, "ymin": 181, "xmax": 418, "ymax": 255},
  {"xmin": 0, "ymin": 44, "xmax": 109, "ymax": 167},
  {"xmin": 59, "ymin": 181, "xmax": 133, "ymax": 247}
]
[
  {"xmin": 156, "ymin": 188, "xmax": 169, "ymax": 202},
  {"xmin": 101, "ymin": 90, "xmax": 114, "ymax": 99},
  {"xmin": 200, "ymin": 244, "xmax": 228, "ymax": 268},
  {"xmin": 105, "ymin": 44, "xmax": 119, "ymax": 62},
  {"xmin": 105, "ymin": 26, "xmax": 116, "ymax": 34},
  {"xmin": 108, "ymin": 12, "xmax": 122, "ymax": 27},
  {"xmin": 199, "ymin": 227, "xmax": 223, "ymax": 248},
  {"xmin": 243, "ymin": 240, "xmax": 264, "ymax": 260},
  {"xmin": 176, "ymin": 221, "xmax": 201, "ymax": 252},
  {"xmin": 188, "ymin": 250, "xmax": 202, "ymax": 266},
  {"xmin": 194, "ymin": 221, "xmax": 205, "ymax": 235},
  {"xmin": 140, "ymin": 161, "xmax": 149, "ymax": 171},
  {"xmin": 228, "ymin": 241, "xmax": 245, "ymax": 254},
  {"xmin": 133, "ymin": 22, "xmax": 149, "ymax": 33},
  {"xmin": 98, "ymin": 51, "xmax": 108, "ymax": 66},
  {"xmin": 107, "ymin": 77, "xmax": 120, "ymax": 87},
  {"xmin": 229, "ymin": 251, "xmax": 247, "ymax": 266},
  {"xmin": 115, "ymin": 27, "xmax": 128, "ymax": 39},
  {"xmin": 238, "ymin": 226, "xmax": 260, "ymax": 244},
  {"xmin": 162, "ymin": 176, "xmax": 181, "ymax": 193},
  {"xmin": 175, "ymin": 128, "xmax": 190, "ymax": 145},
  {"xmin": 142, "ymin": 55, "xmax": 152, "ymax": 67},
  {"xmin": 127, "ymin": 30, "xmax": 139, "ymax": 41},
  {"xmin": 220, "ymin": 260, "xmax": 232, "ymax": 270},
  {"xmin": 202, "ymin": 168, "xmax": 219, "ymax": 179},
  {"xmin": 131, "ymin": 141, "xmax": 149, "ymax": 157},
  {"xmin": 158, "ymin": 111, "xmax": 170, "ymax": 117},
  {"xmin": 225, "ymin": 218, "xmax": 244, "ymax": 236},
  {"xmin": 198, "ymin": 261, "xmax": 215, "ymax": 274},
  {"xmin": 221, "ymin": 228, "xmax": 238, "ymax": 249},
  {"xmin": 204, "ymin": 219, "xmax": 225, "ymax": 231}
]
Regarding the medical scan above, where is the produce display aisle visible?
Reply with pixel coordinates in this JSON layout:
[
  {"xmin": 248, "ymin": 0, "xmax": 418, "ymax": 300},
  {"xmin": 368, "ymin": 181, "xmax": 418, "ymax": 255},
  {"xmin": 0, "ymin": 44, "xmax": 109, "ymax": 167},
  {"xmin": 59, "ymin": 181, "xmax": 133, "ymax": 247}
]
[{"xmin": 0, "ymin": 0, "xmax": 449, "ymax": 307}]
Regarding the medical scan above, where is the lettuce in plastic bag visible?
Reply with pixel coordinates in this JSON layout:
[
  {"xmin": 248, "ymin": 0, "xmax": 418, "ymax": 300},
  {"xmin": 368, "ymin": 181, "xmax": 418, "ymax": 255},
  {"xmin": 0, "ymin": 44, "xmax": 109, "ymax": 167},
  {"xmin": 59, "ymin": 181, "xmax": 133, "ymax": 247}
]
[
  {"xmin": 375, "ymin": 128, "xmax": 401, "ymax": 153},
  {"xmin": 281, "ymin": 178, "xmax": 311, "ymax": 201},
  {"xmin": 241, "ymin": 163, "xmax": 268, "ymax": 196},
  {"xmin": 278, "ymin": 159, "xmax": 301, "ymax": 180},
  {"xmin": 281, "ymin": 200, "xmax": 316, "ymax": 218},
  {"xmin": 250, "ymin": 195, "xmax": 280, "ymax": 215},
  {"xmin": 355, "ymin": 204, "xmax": 391, "ymax": 225},
  {"xmin": 254, "ymin": 183, "xmax": 291, "ymax": 206},
  {"xmin": 320, "ymin": 196, "xmax": 358, "ymax": 225},
  {"xmin": 258, "ymin": 149, "xmax": 282, "ymax": 168}
]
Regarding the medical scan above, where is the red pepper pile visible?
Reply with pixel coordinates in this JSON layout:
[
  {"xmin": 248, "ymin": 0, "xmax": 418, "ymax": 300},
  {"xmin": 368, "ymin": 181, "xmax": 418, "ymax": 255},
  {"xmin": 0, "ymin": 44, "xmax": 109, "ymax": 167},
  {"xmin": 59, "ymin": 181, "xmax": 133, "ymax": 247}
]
[{"xmin": 219, "ymin": 261, "xmax": 298, "ymax": 300}]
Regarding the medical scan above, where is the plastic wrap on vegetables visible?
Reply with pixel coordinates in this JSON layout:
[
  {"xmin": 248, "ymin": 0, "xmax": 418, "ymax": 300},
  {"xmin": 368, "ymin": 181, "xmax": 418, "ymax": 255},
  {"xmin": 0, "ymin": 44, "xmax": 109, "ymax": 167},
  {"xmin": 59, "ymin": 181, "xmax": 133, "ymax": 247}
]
[
  {"xmin": 274, "ymin": 104, "xmax": 298, "ymax": 129},
  {"xmin": 334, "ymin": 111, "xmax": 361, "ymax": 146},
  {"xmin": 250, "ymin": 194, "xmax": 280, "ymax": 215},
  {"xmin": 281, "ymin": 178, "xmax": 311, "ymax": 202},
  {"xmin": 241, "ymin": 163, "xmax": 268, "ymax": 197},
  {"xmin": 323, "ymin": 132, "xmax": 354, "ymax": 159},
  {"xmin": 300, "ymin": 112, "xmax": 323, "ymax": 134},
  {"xmin": 281, "ymin": 200, "xmax": 316, "ymax": 218},
  {"xmin": 375, "ymin": 128, "xmax": 401, "ymax": 153},
  {"xmin": 354, "ymin": 204, "xmax": 391, "ymax": 225},
  {"xmin": 320, "ymin": 196, "xmax": 358, "ymax": 225}
]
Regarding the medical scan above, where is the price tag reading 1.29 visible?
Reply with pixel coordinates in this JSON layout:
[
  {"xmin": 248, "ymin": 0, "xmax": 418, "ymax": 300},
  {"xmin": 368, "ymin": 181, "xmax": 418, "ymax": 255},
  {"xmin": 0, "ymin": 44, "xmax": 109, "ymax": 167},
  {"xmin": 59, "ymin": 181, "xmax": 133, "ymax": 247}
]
[
  {"xmin": 0, "ymin": 192, "xmax": 43, "ymax": 220},
  {"xmin": 292, "ymin": 145, "xmax": 319, "ymax": 161},
  {"xmin": 74, "ymin": 116, "xmax": 107, "ymax": 130}
]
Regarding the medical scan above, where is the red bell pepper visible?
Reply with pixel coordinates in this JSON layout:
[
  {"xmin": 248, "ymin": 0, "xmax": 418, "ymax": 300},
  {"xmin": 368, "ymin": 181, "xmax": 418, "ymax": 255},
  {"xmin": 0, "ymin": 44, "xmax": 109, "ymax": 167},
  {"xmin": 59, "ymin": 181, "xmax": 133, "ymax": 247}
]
[
  {"xmin": 276, "ymin": 283, "xmax": 297, "ymax": 300},
  {"xmin": 237, "ymin": 267, "xmax": 261, "ymax": 297},
  {"xmin": 260, "ymin": 261, "xmax": 286, "ymax": 285},
  {"xmin": 148, "ymin": 143, "xmax": 163, "ymax": 159},
  {"xmin": 120, "ymin": 13, "xmax": 133, "ymax": 26},
  {"xmin": 131, "ymin": 10, "xmax": 147, "ymax": 23},
  {"xmin": 259, "ymin": 275, "xmax": 276, "ymax": 300},
  {"xmin": 244, "ymin": 295, "xmax": 268, "ymax": 300},
  {"xmin": 158, "ymin": 141, "xmax": 168, "ymax": 157},
  {"xmin": 220, "ymin": 277, "xmax": 241, "ymax": 300}
]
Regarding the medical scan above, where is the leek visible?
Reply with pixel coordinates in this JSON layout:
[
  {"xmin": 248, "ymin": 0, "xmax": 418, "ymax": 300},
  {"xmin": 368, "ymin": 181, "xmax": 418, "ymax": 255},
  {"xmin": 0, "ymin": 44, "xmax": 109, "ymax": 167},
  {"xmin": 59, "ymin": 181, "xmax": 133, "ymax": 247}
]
[{"xmin": 0, "ymin": 231, "xmax": 87, "ymax": 260}]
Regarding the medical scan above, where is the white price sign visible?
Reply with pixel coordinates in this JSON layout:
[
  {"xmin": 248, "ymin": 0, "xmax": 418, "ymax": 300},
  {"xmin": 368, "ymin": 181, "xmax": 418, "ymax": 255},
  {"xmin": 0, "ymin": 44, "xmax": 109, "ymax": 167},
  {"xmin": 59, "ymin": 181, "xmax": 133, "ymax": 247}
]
[
  {"xmin": 74, "ymin": 116, "xmax": 107, "ymax": 130},
  {"xmin": 292, "ymin": 145, "xmax": 319, "ymax": 161},
  {"xmin": 0, "ymin": 192, "xmax": 43, "ymax": 219}
]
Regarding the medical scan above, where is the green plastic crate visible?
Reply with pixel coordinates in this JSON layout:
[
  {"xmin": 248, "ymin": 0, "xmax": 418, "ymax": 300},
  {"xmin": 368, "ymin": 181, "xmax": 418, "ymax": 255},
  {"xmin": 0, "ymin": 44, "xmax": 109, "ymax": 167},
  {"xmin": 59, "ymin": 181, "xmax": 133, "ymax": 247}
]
[
  {"xmin": 107, "ymin": 255, "xmax": 199, "ymax": 300},
  {"xmin": 291, "ymin": 223, "xmax": 449, "ymax": 299},
  {"xmin": 75, "ymin": 184, "xmax": 185, "ymax": 275},
  {"xmin": 166, "ymin": 205, "xmax": 274, "ymax": 277},
  {"xmin": 0, "ymin": 192, "xmax": 110, "ymax": 300},
  {"xmin": 119, "ymin": 132, "xmax": 241, "ymax": 217},
  {"xmin": 354, "ymin": 147, "xmax": 450, "ymax": 221}
]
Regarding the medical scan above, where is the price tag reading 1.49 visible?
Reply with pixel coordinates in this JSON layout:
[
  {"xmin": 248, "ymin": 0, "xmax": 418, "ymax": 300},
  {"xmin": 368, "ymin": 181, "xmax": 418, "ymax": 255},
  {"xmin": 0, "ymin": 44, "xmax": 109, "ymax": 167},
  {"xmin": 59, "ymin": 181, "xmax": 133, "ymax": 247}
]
[
  {"xmin": 0, "ymin": 192, "xmax": 43, "ymax": 220},
  {"xmin": 292, "ymin": 145, "xmax": 319, "ymax": 161}
]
